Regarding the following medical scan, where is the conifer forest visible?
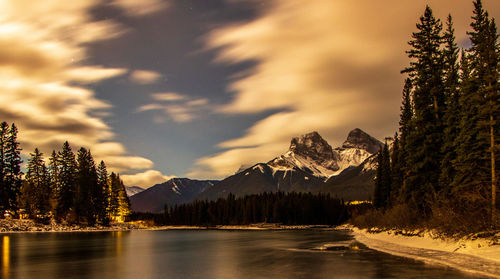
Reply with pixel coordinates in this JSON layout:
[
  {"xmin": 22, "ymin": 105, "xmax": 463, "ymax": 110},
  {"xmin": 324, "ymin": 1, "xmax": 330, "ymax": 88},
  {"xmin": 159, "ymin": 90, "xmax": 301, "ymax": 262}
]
[
  {"xmin": 0, "ymin": 121, "xmax": 131, "ymax": 225},
  {"xmin": 371, "ymin": 1, "xmax": 499, "ymax": 234}
]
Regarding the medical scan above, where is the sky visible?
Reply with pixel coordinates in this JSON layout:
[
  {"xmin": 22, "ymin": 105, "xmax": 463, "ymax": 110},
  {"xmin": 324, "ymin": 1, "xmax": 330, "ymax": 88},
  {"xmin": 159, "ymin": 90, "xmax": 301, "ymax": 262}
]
[{"xmin": 1, "ymin": 0, "xmax": 499, "ymax": 188}]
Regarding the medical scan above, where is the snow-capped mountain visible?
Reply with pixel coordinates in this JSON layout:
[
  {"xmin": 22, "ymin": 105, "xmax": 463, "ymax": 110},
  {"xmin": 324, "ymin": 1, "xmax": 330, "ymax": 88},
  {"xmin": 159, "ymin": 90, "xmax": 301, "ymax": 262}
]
[
  {"xmin": 197, "ymin": 129, "xmax": 382, "ymax": 201},
  {"xmin": 125, "ymin": 186, "xmax": 145, "ymax": 197},
  {"xmin": 269, "ymin": 129, "xmax": 382, "ymax": 178},
  {"xmin": 130, "ymin": 178, "xmax": 217, "ymax": 213}
]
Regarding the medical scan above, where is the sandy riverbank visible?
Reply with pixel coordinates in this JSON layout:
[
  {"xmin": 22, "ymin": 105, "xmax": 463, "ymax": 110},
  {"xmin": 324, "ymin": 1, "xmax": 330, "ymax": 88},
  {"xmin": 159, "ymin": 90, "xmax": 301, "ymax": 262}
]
[{"xmin": 346, "ymin": 225, "xmax": 500, "ymax": 278}]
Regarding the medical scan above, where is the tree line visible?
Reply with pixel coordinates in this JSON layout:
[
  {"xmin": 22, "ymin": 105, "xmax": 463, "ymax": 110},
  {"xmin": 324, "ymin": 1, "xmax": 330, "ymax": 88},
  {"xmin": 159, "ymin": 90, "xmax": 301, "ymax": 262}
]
[
  {"xmin": 0, "ymin": 122, "xmax": 131, "ymax": 225},
  {"xmin": 132, "ymin": 192, "xmax": 351, "ymax": 226},
  {"xmin": 373, "ymin": 0, "xmax": 499, "ymax": 233}
]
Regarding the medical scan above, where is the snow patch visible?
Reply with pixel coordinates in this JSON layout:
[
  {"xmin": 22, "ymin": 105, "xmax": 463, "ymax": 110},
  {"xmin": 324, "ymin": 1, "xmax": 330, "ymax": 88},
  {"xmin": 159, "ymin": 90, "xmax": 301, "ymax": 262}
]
[
  {"xmin": 351, "ymin": 227, "xmax": 500, "ymax": 278},
  {"xmin": 252, "ymin": 164, "xmax": 265, "ymax": 173},
  {"xmin": 171, "ymin": 182, "xmax": 181, "ymax": 195}
]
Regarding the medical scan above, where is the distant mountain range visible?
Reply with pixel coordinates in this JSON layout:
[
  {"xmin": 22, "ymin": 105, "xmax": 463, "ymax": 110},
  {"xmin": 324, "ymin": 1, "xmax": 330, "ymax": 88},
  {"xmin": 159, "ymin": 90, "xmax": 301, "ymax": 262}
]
[
  {"xmin": 130, "ymin": 128, "xmax": 383, "ymax": 213},
  {"xmin": 130, "ymin": 178, "xmax": 217, "ymax": 213}
]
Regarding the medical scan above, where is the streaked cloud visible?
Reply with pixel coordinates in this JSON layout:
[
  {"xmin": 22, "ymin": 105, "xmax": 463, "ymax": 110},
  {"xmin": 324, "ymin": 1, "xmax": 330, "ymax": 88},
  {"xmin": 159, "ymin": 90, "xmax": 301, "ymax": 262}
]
[
  {"xmin": 111, "ymin": 0, "xmax": 169, "ymax": 17},
  {"xmin": 130, "ymin": 69, "xmax": 163, "ymax": 84},
  {"xmin": 0, "ymin": 0, "xmax": 170, "ymax": 178},
  {"xmin": 152, "ymin": 92, "xmax": 186, "ymax": 101},
  {"xmin": 121, "ymin": 170, "xmax": 175, "ymax": 188},
  {"xmin": 188, "ymin": 0, "xmax": 500, "ymax": 179},
  {"xmin": 138, "ymin": 93, "xmax": 211, "ymax": 123},
  {"xmin": 64, "ymin": 67, "xmax": 128, "ymax": 84}
]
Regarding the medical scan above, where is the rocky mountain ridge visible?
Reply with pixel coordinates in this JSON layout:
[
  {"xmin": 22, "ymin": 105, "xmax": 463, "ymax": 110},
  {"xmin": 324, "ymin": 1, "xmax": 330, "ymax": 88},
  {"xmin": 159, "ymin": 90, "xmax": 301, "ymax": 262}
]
[
  {"xmin": 197, "ymin": 128, "xmax": 382, "ymax": 202},
  {"xmin": 131, "ymin": 128, "xmax": 383, "ymax": 212}
]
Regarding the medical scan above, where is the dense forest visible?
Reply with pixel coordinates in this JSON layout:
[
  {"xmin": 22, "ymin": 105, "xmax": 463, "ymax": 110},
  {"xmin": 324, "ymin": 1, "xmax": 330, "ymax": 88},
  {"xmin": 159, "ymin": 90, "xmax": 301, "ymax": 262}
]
[
  {"xmin": 0, "ymin": 122, "xmax": 131, "ymax": 225},
  {"xmin": 132, "ymin": 192, "xmax": 357, "ymax": 226},
  {"xmin": 367, "ymin": 0, "xmax": 499, "ymax": 234}
]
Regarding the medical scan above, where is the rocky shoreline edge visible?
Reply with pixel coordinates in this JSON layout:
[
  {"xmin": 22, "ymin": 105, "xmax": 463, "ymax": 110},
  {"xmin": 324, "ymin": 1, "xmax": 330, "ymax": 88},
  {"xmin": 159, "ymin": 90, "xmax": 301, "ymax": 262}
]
[{"xmin": 0, "ymin": 219, "xmax": 337, "ymax": 233}]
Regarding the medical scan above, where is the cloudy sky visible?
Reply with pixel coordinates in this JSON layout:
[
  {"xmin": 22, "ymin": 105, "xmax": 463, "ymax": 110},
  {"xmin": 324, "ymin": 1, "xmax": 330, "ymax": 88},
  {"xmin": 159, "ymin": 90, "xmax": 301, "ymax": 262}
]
[{"xmin": 2, "ymin": 0, "xmax": 499, "ymax": 187}]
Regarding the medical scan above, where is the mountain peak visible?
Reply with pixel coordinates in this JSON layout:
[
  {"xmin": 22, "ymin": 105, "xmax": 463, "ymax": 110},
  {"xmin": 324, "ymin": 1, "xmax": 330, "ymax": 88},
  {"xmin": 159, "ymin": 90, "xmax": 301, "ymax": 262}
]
[
  {"xmin": 289, "ymin": 131, "xmax": 335, "ymax": 160},
  {"xmin": 341, "ymin": 128, "xmax": 383, "ymax": 154}
]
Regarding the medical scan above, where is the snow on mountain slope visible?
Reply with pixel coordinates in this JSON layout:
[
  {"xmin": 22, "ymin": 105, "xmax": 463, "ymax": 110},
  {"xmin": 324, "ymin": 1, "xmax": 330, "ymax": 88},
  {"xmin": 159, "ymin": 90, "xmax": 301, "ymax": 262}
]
[
  {"xmin": 268, "ymin": 129, "xmax": 382, "ymax": 179},
  {"xmin": 125, "ymin": 186, "xmax": 145, "ymax": 197},
  {"xmin": 198, "ymin": 129, "xmax": 383, "ymax": 201}
]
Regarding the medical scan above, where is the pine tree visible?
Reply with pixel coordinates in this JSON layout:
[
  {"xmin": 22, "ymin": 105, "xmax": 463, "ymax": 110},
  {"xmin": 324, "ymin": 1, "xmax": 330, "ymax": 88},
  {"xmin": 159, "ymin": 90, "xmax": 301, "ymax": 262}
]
[
  {"xmin": 391, "ymin": 133, "xmax": 402, "ymax": 200},
  {"xmin": 383, "ymin": 142, "xmax": 392, "ymax": 207},
  {"xmin": 117, "ymin": 174, "xmax": 131, "ymax": 221},
  {"xmin": 96, "ymin": 161, "xmax": 110, "ymax": 225},
  {"xmin": 75, "ymin": 148, "xmax": 99, "ymax": 224},
  {"xmin": 48, "ymin": 151, "xmax": 61, "ymax": 214},
  {"xmin": 374, "ymin": 143, "xmax": 391, "ymax": 209},
  {"xmin": 399, "ymin": 78, "xmax": 414, "ymax": 149},
  {"xmin": 398, "ymin": 79, "xmax": 414, "ymax": 204},
  {"xmin": 401, "ymin": 6, "xmax": 445, "ymax": 217},
  {"xmin": 56, "ymin": 141, "xmax": 77, "ymax": 221},
  {"xmin": 108, "ymin": 172, "xmax": 131, "ymax": 222},
  {"xmin": 20, "ymin": 149, "xmax": 50, "ymax": 218},
  {"xmin": 439, "ymin": 16, "xmax": 461, "ymax": 195},
  {"xmin": 4, "ymin": 124, "xmax": 23, "ymax": 212},
  {"xmin": 465, "ymin": 0, "xmax": 499, "ymax": 227},
  {"xmin": 108, "ymin": 172, "xmax": 120, "ymax": 220},
  {"xmin": 0, "ymin": 122, "xmax": 9, "ymax": 212}
]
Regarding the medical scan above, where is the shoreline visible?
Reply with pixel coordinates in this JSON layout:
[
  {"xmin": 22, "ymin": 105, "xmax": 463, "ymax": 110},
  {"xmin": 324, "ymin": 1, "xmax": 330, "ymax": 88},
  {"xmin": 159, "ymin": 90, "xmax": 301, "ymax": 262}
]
[
  {"xmin": 346, "ymin": 225, "xmax": 500, "ymax": 279},
  {"xmin": 153, "ymin": 224, "xmax": 335, "ymax": 231},
  {"xmin": 0, "ymin": 219, "xmax": 335, "ymax": 233}
]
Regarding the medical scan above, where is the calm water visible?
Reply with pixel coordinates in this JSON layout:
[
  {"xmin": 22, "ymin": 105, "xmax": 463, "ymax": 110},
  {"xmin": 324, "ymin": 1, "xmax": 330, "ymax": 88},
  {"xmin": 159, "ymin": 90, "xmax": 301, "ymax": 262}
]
[{"xmin": 0, "ymin": 230, "xmax": 486, "ymax": 279}]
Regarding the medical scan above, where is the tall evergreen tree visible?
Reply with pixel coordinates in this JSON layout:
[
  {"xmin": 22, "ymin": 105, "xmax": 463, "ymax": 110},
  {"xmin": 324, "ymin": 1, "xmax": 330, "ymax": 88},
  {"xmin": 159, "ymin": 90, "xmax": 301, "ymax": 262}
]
[
  {"xmin": 48, "ymin": 151, "xmax": 61, "ymax": 214},
  {"xmin": 0, "ymin": 122, "xmax": 8, "ymax": 212},
  {"xmin": 401, "ymin": 6, "xmax": 445, "ymax": 217},
  {"xmin": 464, "ymin": 0, "xmax": 499, "ymax": 227},
  {"xmin": 397, "ymin": 79, "xmax": 414, "ymax": 204},
  {"xmin": 97, "ymin": 161, "xmax": 110, "ymax": 225},
  {"xmin": 391, "ymin": 133, "xmax": 402, "ymax": 200},
  {"xmin": 20, "ymin": 149, "xmax": 50, "ymax": 218},
  {"xmin": 4, "ymin": 124, "xmax": 23, "ymax": 212},
  {"xmin": 108, "ymin": 172, "xmax": 120, "ymax": 220},
  {"xmin": 439, "ymin": 16, "xmax": 461, "ymax": 195},
  {"xmin": 75, "ymin": 148, "xmax": 99, "ymax": 224},
  {"xmin": 399, "ymin": 78, "xmax": 414, "ymax": 148},
  {"xmin": 108, "ymin": 172, "xmax": 131, "ymax": 222},
  {"xmin": 56, "ymin": 141, "xmax": 77, "ymax": 221},
  {"xmin": 374, "ymin": 143, "xmax": 391, "ymax": 209}
]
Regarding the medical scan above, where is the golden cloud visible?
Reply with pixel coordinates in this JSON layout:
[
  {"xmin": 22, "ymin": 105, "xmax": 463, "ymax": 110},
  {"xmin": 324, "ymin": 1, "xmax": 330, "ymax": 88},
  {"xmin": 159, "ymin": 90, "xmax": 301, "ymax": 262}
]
[
  {"xmin": 111, "ymin": 0, "xmax": 169, "ymax": 17},
  {"xmin": 130, "ymin": 69, "xmax": 163, "ymax": 84},
  {"xmin": 189, "ymin": 0, "xmax": 500, "ymax": 179},
  {"xmin": 121, "ymin": 170, "xmax": 175, "ymax": 188},
  {"xmin": 0, "ymin": 0, "xmax": 172, "ymax": 180},
  {"xmin": 152, "ymin": 92, "xmax": 187, "ymax": 101}
]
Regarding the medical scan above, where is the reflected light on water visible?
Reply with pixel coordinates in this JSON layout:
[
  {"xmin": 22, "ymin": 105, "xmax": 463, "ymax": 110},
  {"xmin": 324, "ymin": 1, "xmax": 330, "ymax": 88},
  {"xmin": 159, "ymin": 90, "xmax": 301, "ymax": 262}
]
[
  {"xmin": 2, "ymin": 236, "xmax": 9, "ymax": 279},
  {"xmin": 114, "ymin": 231, "xmax": 123, "ymax": 257}
]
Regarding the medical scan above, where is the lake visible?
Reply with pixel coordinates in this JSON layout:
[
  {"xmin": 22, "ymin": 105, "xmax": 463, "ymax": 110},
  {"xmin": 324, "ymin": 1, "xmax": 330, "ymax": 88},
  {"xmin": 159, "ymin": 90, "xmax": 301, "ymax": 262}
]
[{"xmin": 0, "ymin": 229, "xmax": 486, "ymax": 279}]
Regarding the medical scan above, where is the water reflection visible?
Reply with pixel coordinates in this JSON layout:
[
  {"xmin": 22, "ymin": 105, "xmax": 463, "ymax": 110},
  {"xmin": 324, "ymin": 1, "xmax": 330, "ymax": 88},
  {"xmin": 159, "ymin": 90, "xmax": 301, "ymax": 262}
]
[
  {"xmin": 0, "ymin": 230, "xmax": 485, "ymax": 279},
  {"xmin": 2, "ymin": 235, "xmax": 9, "ymax": 279}
]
